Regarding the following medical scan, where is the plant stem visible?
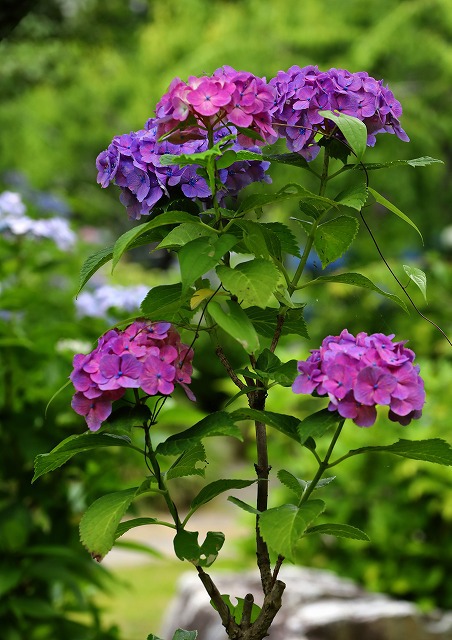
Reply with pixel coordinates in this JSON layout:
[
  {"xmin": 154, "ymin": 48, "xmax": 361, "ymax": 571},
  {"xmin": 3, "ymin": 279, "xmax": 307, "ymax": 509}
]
[
  {"xmin": 299, "ymin": 419, "xmax": 344, "ymax": 505},
  {"xmin": 144, "ymin": 426, "xmax": 181, "ymax": 529}
]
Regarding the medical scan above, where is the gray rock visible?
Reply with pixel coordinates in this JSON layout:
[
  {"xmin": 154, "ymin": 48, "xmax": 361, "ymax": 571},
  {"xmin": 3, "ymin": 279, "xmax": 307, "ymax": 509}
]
[{"xmin": 160, "ymin": 566, "xmax": 452, "ymax": 640}]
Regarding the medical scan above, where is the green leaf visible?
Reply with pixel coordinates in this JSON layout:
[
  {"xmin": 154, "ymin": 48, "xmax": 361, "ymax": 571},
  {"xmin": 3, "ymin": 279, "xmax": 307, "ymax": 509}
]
[
  {"xmin": 403, "ymin": 264, "xmax": 427, "ymax": 301},
  {"xmin": 354, "ymin": 156, "xmax": 443, "ymax": 171},
  {"xmin": 318, "ymin": 110, "xmax": 367, "ymax": 160},
  {"xmin": 313, "ymin": 215, "xmax": 359, "ymax": 268},
  {"xmin": 277, "ymin": 469, "xmax": 304, "ymax": 499},
  {"xmin": 272, "ymin": 360, "xmax": 299, "ymax": 387},
  {"xmin": 179, "ymin": 234, "xmax": 238, "ymax": 291},
  {"xmin": 157, "ymin": 222, "xmax": 216, "ymax": 250},
  {"xmin": 160, "ymin": 134, "xmax": 235, "ymax": 167},
  {"xmin": 166, "ymin": 444, "xmax": 207, "ymax": 480},
  {"xmin": 261, "ymin": 222, "xmax": 301, "ymax": 257},
  {"xmin": 255, "ymin": 348, "xmax": 281, "ymax": 374},
  {"xmin": 238, "ymin": 183, "xmax": 338, "ymax": 215},
  {"xmin": 104, "ymin": 404, "xmax": 152, "ymax": 434},
  {"xmin": 298, "ymin": 201, "xmax": 322, "ymax": 221},
  {"xmin": 147, "ymin": 633, "xmax": 164, "ymax": 640},
  {"xmin": 231, "ymin": 408, "xmax": 301, "ymax": 443},
  {"xmin": 211, "ymin": 594, "xmax": 261, "ymax": 624},
  {"xmin": 263, "ymin": 152, "xmax": 311, "ymax": 170},
  {"xmin": 353, "ymin": 438, "xmax": 452, "ymax": 466},
  {"xmin": 208, "ymin": 300, "xmax": 260, "ymax": 354},
  {"xmin": 140, "ymin": 283, "xmax": 193, "ymax": 321},
  {"xmin": 191, "ymin": 479, "xmax": 256, "ymax": 511},
  {"xmin": 77, "ymin": 244, "xmax": 115, "ymax": 295},
  {"xmin": 335, "ymin": 182, "xmax": 368, "ymax": 211},
  {"xmin": 297, "ymin": 409, "xmax": 343, "ymax": 445},
  {"xmin": 112, "ymin": 211, "xmax": 199, "ymax": 272},
  {"xmin": 114, "ymin": 517, "xmax": 161, "ymax": 540},
  {"xmin": 308, "ymin": 272, "xmax": 408, "ymax": 312},
  {"xmin": 227, "ymin": 496, "xmax": 260, "ymax": 515},
  {"xmin": 156, "ymin": 411, "xmax": 243, "ymax": 456},
  {"xmin": 245, "ymin": 307, "xmax": 309, "ymax": 339},
  {"xmin": 173, "ymin": 530, "xmax": 225, "ymax": 567},
  {"xmin": 304, "ymin": 523, "xmax": 370, "ymax": 541},
  {"xmin": 32, "ymin": 433, "xmax": 134, "ymax": 482},
  {"xmin": 259, "ymin": 500, "xmax": 325, "ymax": 561},
  {"xmin": 368, "ymin": 187, "xmax": 423, "ymax": 242},
  {"xmin": 79, "ymin": 488, "xmax": 138, "ymax": 560},
  {"xmin": 233, "ymin": 220, "xmax": 282, "ymax": 261},
  {"xmin": 172, "ymin": 630, "xmax": 198, "ymax": 640},
  {"xmin": 216, "ymin": 259, "xmax": 279, "ymax": 308}
]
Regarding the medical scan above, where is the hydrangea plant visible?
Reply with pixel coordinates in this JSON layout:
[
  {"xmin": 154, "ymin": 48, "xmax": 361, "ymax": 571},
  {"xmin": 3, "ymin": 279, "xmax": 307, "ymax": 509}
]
[{"xmin": 34, "ymin": 65, "xmax": 451, "ymax": 640}]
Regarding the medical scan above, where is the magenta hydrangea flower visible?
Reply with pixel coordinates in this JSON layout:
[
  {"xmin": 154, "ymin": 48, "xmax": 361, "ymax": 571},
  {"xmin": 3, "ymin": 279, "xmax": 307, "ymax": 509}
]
[
  {"xmin": 292, "ymin": 329, "xmax": 425, "ymax": 427},
  {"xmin": 269, "ymin": 66, "xmax": 409, "ymax": 159},
  {"xmin": 69, "ymin": 321, "xmax": 196, "ymax": 431}
]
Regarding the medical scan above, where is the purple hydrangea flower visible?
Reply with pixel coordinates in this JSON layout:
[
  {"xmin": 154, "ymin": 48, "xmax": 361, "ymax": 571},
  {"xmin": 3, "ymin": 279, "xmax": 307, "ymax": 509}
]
[
  {"xmin": 292, "ymin": 330, "xmax": 425, "ymax": 427},
  {"xmin": 69, "ymin": 320, "xmax": 196, "ymax": 431},
  {"xmin": 269, "ymin": 66, "xmax": 409, "ymax": 159}
]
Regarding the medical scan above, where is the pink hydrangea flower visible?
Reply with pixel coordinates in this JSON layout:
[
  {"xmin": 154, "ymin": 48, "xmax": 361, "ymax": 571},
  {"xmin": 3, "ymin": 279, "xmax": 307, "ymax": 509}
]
[
  {"xmin": 292, "ymin": 330, "xmax": 425, "ymax": 427},
  {"xmin": 69, "ymin": 320, "xmax": 196, "ymax": 431}
]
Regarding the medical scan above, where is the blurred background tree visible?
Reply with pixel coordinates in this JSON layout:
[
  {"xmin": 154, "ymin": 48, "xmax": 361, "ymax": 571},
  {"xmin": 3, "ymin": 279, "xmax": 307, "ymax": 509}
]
[{"xmin": 1, "ymin": 1, "xmax": 451, "ymax": 637}]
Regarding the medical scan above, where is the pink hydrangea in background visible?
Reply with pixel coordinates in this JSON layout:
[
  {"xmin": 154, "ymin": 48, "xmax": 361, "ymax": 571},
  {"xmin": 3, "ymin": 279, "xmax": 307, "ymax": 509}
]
[
  {"xmin": 70, "ymin": 321, "xmax": 195, "ymax": 431},
  {"xmin": 292, "ymin": 329, "xmax": 425, "ymax": 427}
]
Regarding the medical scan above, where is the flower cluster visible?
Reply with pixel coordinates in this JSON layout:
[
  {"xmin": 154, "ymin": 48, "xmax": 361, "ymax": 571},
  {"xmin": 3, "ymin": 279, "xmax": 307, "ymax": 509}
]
[
  {"xmin": 70, "ymin": 321, "xmax": 195, "ymax": 431},
  {"xmin": 96, "ymin": 118, "xmax": 270, "ymax": 220},
  {"xmin": 0, "ymin": 191, "xmax": 76, "ymax": 250},
  {"xmin": 75, "ymin": 284, "xmax": 149, "ymax": 319},
  {"xmin": 155, "ymin": 66, "xmax": 277, "ymax": 145},
  {"xmin": 292, "ymin": 330, "xmax": 425, "ymax": 427},
  {"xmin": 269, "ymin": 65, "xmax": 409, "ymax": 159}
]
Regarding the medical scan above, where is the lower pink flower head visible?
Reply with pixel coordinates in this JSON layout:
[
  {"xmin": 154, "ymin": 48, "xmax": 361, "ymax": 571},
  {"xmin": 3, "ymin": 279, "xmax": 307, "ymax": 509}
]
[
  {"xmin": 292, "ymin": 329, "xmax": 425, "ymax": 427},
  {"xmin": 70, "ymin": 320, "xmax": 195, "ymax": 431}
]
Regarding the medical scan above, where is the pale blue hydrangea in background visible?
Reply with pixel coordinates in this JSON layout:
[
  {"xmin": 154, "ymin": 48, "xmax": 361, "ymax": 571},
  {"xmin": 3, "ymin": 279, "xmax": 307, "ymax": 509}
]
[
  {"xmin": 75, "ymin": 284, "xmax": 149, "ymax": 319},
  {"xmin": 0, "ymin": 190, "xmax": 76, "ymax": 250}
]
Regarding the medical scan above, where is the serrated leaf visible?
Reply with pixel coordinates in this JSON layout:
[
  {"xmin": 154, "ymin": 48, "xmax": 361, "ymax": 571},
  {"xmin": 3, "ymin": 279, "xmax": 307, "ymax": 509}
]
[
  {"xmin": 319, "ymin": 110, "xmax": 367, "ymax": 160},
  {"xmin": 233, "ymin": 220, "xmax": 282, "ymax": 261},
  {"xmin": 156, "ymin": 411, "xmax": 243, "ymax": 456},
  {"xmin": 237, "ymin": 183, "xmax": 338, "ymax": 215},
  {"xmin": 114, "ymin": 517, "xmax": 161, "ymax": 540},
  {"xmin": 179, "ymin": 234, "xmax": 237, "ymax": 291},
  {"xmin": 157, "ymin": 222, "xmax": 216, "ymax": 250},
  {"xmin": 368, "ymin": 187, "xmax": 423, "ymax": 242},
  {"xmin": 314, "ymin": 215, "xmax": 359, "ymax": 268},
  {"xmin": 277, "ymin": 469, "xmax": 304, "ymax": 499},
  {"xmin": 104, "ymin": 404, "xmax": 152, "ymax": 434},
  {"xmin": 353, "ymin": 438, "xmax": 452, "ymax": 466},
  {"xmin": 335, "ymin": 182, "xmax": 368, "ymax": 211},
  {"xmin": 245, "ymin": 307, "xmax": 309, "ymax": 339},
  {"xmin": 227, "ymin": 496, "xmax": 260, "ymax": 515},
  {"xmin": 259, "ymin": 500, "xmax": 325, "ymax": 561},
  {"xmin": 304, "ymin": 523, "xmax": 370, "ymax": 541},
  {"xmin": 272, "ymin": 360, "xmax": 299, "ymax": 387},
  {"xmin": 216, "ymin": 259, "xmax": 279, "ymax": 309},
  {"xmin": 166, "ymin": 443, "xmax": 207, "ymax": 480},
  {"xmin": 140, "ymin": 283, "xmax": 193, "ymax": 321},
  {"xmin": 261, "ymin": 221, "xmax": 301, "ymax": 257},
  {"xmin": 32, "ymin": 433, "xmax": 133, "ymax": 482},
  {"xmin": 308, "ymin": 272, "xmax": 408, "ymax": 312},
  {"xmin": 80, "ymin": 488, "xmax": 138, "ymax": 560},
  {"xmin": 403, "ymin": 264, "xmax": 427, "ymax": 301},
  {"xmin": 297, "ymin": 409, "xmax": 343, "ymax": 445},
  {"xmin": 298, "ymin": 201, "xmax": 322, "ymax": 221},
  {"xmin": 231, "ymin": 408, "xmax": 301, "ymax": 443},
  {"xmin": 255, "ymin": 348, "xmax": 281, "ymax": 374},
  {"xmin": 191, "ymin": 479, "xmax": 255, "ymax": 511},
  {"xmin": 208, "ymin": 300, "xmax": 260, "ymax": 354},
  {"xmin": 112, "ymin": 211, "xmax": 198, "ymax": 272},
  {"xmin": 77, "ymin": 244, "xmax": 115, "ymax": 295},
  {"xmin": 160, "ymin": 134, "xmax": 235, "ymax": 167}
]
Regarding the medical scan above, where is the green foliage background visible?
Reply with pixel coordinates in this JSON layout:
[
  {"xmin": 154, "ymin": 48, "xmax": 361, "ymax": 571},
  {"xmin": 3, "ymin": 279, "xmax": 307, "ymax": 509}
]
[{"xmin": 1, "ymin": 0, "xmax": 452, "ymax": 634}]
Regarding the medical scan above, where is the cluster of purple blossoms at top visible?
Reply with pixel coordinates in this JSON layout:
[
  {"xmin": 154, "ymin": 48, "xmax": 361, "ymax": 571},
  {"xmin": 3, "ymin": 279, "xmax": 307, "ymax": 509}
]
[
  {"xmin": 70, "ymin": 321, "xmax": 195, "ymax": 431},
  {"xmin": 292, "ymin": 330, "xmax": 425, "ymax": 427},
  {"xmin": 270, "ymin": 65, "xmax": 409, "ymax": 160},
  {"xmin": 96, "ymin": 117, "xmax": 271, "ymax": 220}
]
